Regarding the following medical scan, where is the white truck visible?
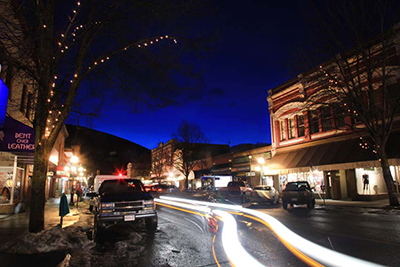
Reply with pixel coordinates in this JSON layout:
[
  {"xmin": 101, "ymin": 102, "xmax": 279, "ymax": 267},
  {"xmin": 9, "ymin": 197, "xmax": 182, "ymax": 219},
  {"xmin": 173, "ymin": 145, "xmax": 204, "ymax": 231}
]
[{"xmin": 88, "ymin": 175, "xmax": 127, "ymax": 211}]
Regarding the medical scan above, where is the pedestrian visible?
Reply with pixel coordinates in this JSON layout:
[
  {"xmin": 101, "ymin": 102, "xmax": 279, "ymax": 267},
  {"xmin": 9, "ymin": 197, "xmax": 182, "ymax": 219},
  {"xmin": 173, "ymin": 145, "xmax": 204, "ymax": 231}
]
[{"xmin": 76, "ymin": 187, "xmax": 82, "ymax": 203}]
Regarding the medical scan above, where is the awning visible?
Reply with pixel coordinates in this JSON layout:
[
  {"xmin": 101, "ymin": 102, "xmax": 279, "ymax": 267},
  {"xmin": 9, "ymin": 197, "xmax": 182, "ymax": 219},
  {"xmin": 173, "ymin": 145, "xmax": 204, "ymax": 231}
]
[{"xmin": 266, "ymin": 133, "xmax": 400, "ymax": 174}]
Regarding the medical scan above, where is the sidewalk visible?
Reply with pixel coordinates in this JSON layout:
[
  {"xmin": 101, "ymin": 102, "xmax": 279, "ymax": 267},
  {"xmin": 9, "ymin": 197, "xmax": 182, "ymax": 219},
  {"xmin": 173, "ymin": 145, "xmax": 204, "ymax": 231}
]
[
  {"xmin": 0, "ymin": 196, "xmax": 90, "ymax": 249},
  {"xmin": 315, "ymin": 197, "xmax": 400, "ymax": 209}
]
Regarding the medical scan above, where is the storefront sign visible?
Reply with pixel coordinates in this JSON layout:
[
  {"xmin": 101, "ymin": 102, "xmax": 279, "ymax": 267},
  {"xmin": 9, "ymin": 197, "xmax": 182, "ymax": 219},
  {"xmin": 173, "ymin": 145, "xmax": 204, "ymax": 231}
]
[
  {"xmin": 57, "ymin": 170, "xmax": 67, "ymax": 176},
  {"xmin": 0, "ymin": 116, "xmax": 35, "ymax": 153}
]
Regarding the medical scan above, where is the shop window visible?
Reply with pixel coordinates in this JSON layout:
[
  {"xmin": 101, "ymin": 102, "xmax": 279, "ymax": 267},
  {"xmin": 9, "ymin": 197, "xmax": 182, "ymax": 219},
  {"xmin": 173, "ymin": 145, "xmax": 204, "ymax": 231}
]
[
  {"xmin": 297, "ymin": 115, "xmax": 305, "ymax": 137},
  {"xmin": 309, "ymin": 110, "xmax": 319, "ymax": 134},
  {"xmin": 321, "ymin": 106, "xmax": 332, "ymax": 131},
  {"xmin": 279, "ymin": 120, "xmax": 286, "ymax": 141},
  {"xmin": 288, "ymin": 117, "xmax": 295, "ymax": 139}
]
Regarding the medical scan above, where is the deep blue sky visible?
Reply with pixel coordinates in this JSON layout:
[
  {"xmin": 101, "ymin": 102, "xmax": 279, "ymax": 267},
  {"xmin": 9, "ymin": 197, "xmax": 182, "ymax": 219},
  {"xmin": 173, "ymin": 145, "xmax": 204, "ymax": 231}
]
[{"xmin": 81, "ymin": 1, "xmax": 316, "ymax": 149}]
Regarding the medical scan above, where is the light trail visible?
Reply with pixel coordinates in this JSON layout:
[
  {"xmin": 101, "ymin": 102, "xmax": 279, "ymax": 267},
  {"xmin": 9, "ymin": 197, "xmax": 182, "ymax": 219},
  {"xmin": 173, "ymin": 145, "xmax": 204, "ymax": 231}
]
[
  {"xmin": 213, "ymin": 210, "xmax": 265, "ymax": 267},
  {"xmin": 156, "ymin": 197, "xmax": 264, "ymax": 267},
  {"xmin": 158, "ymin": 196, "xmax": 384, "ymax": 267}
]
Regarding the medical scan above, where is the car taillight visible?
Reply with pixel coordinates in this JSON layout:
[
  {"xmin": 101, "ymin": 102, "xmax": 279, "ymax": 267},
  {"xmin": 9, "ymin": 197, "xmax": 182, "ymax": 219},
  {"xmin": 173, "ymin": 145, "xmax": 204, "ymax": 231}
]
[{"xmin": 158, "ymin": 188, "xmax": 163, "ymax": 192}]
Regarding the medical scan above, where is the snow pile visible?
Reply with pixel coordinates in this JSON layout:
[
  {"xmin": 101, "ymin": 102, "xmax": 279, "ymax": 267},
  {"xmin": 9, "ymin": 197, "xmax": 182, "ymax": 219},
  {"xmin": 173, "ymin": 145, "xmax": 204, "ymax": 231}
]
[
  {"xmin": 1, "ymin": 221, "xmax": 146, "ymax": 267},
  {"xmin": 112, "ymin": 232, "xmax": 145, "ymax": 266},
  {"xmin": 1, "ymin": 226, "xmax": 94, "ymax": 254}
]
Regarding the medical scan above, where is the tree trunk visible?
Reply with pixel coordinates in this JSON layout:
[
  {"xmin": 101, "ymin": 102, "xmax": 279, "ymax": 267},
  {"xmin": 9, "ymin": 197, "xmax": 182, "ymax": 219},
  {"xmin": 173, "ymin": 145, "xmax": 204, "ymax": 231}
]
[
  {"xmin": 379, "ymin": 149, "xmax": 399, "ymax": 206},
  {"xmin": 184, "ymin": 174, "xmax": 189, "ymax": 190},
  {"xmin": 28, "ymin": 145, "xmax": 50, "ymax": 232}
]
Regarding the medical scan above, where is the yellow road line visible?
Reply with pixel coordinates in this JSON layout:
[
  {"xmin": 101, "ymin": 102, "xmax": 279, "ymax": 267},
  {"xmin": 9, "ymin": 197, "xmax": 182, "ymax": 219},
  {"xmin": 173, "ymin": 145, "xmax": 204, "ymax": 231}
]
[
  {"xmin": 212, "ymin": 235, "xmax": 222, "ymax": 267},
  {"xmin": 157, "ymin": 202, "xmax": 227, "ymax": 267},
  {"xmin": 157, "ymin": 202, "xmax": 206, "ymax": 217}
]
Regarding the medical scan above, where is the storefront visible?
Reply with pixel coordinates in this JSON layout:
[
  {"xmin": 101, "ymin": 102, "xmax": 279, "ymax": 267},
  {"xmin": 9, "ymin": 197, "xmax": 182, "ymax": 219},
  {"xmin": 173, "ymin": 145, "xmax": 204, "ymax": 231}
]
[
  {"xmin": 266, "ymin": 136, "xmax": 400, "ymax": 201},
  {"xmin": 0, "ymin": 116, "xmax": 35, "ymax": 213}
]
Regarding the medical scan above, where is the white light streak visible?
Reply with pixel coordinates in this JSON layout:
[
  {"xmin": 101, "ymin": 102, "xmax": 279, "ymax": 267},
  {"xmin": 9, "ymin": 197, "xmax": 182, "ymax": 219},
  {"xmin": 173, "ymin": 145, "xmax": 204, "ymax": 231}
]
[
  {"xmin": 159, "ymin": 196, "xmax": 383, "ymax": 267},
  {"xmin": 213, "ymin": 210, "xmax": 264, "ymax": 267}
]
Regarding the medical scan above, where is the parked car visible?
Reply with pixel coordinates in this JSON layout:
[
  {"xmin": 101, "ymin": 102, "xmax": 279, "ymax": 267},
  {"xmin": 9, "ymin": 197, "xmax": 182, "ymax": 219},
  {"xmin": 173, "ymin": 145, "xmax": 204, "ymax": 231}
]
[
  {"xmin": 281, "ymin": 181, "xmax": 315, "ymax": 210},
  {"xmin": 153, "ymin": 184, "xmax": 178, "ymax": 193},
  {"xmin": 92, "ymin": 179, "xmax": 157, "ymax": 241},
  {"xmin": 249, "ymin": 185, "xmax": 280, "ymax": 205},
  {"xmin": 144, "ymin": 184, "xmax": 156, "ymax": 193},
  {"xmin": 219, "ymin": 181, "xmax": 253, "ymax": 203}
]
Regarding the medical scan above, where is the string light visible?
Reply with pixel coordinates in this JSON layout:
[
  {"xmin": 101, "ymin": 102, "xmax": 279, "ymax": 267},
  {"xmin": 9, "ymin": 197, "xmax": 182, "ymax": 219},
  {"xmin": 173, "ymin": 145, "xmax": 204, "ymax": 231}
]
[{"xmin": 85, "ymin": 35, "xmax": 178, "ymax": 73}]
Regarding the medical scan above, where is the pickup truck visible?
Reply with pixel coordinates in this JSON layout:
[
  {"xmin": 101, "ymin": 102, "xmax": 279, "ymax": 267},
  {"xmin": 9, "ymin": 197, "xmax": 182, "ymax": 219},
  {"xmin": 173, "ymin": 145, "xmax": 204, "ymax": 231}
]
[
  {"xmin": 93, "ymin": 178, "xmax": 157, "ymax": 241},
  {"xmin": 281, "ymin": 181, "xmax": 315, "ymax": 210},
  {"xmin": 219, "ymin": 181, "xmax": 252, "ymax": 203}
]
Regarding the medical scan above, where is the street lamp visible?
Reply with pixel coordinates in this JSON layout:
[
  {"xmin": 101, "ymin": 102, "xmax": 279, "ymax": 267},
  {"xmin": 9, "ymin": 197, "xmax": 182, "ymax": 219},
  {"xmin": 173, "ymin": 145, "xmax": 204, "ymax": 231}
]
[
  {"xmin": 70, "ymin": 156, "xmax": 79, "ymax": 164},
  {"xmin": 69, "ymin": 155, "xmax": 79, "ymax": 205}
]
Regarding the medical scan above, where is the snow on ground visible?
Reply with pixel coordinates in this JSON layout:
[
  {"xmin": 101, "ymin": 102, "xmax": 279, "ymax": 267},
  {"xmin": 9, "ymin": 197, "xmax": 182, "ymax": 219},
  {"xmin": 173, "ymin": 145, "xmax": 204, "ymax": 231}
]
[
  {"xmin": 1, "ymin": 226, "xmax": 94, "ymax": 254},
  {"xmin": 1, "ymin": 205, "xmax": 146, "ymax": 267}
]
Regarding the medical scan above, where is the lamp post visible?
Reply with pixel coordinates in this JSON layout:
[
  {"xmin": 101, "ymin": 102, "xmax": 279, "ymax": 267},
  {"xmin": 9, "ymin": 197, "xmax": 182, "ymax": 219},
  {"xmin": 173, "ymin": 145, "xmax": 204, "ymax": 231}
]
[
  {"xmin": 257, "ymin": 158, "xmax": 265, "ymax": 185},
  {"xmin": 68, "ymin": 156, "xmax": 79, "ymax": 205},
  {"xmin": 248, "ymin": 155, "xmax": 252, "ymax": 186}
]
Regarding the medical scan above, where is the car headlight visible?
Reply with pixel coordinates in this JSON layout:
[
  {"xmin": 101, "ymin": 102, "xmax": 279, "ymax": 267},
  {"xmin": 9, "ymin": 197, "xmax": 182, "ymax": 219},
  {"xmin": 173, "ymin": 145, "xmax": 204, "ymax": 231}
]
[
  {"xmin": 101, "ymin": 202, "xmax": 114, "ymax": 209},
  {"xmin": 100, "ymin": 209, "xmax": 113, "ymax": 213},
  {"xmin": 143, "ymin": 200, "xmax": 154, "ymax": 205},
  {"xmin": 144, "ymin": 199, "xmax": 155, "ymax": 210}
]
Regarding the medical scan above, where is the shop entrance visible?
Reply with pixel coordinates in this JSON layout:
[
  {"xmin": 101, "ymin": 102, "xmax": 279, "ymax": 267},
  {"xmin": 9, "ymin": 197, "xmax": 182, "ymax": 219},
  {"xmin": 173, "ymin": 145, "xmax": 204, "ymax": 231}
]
[{"xmin": 325, "ymin": 171, "xmax": 341, "ymax": 200}]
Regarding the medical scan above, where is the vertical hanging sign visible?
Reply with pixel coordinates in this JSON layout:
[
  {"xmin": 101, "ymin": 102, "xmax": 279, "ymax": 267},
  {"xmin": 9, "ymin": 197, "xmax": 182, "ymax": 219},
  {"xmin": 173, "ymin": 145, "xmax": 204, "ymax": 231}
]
[{"xmin": 0, "ymin": 79, "xmax": 9, "ymax": 128}]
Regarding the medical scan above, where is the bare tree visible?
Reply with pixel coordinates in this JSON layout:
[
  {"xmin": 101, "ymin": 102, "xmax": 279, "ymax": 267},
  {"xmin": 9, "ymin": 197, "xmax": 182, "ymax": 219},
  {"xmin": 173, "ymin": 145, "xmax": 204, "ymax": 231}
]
[
  {"xmin": 151, "ymin": 148, "xmax": 171, "ymax": 179},
  {"xmin": 302, "ymin": 1, "xmax": 400, "ymax": 206},
  {"xmin": 0, "ymin": 0, "xmax": 214, "ymax": 232},
  {"xmin": 172, "ymin": 119, "xmax": 209, "ymax": 189}
]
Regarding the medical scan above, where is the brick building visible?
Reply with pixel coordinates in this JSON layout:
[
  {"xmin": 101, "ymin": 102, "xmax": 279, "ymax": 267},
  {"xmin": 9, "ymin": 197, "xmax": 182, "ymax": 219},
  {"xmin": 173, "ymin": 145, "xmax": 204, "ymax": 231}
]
[{"xmin": 265, "ymin": 29, "xmax": 400, "ymax": 200}]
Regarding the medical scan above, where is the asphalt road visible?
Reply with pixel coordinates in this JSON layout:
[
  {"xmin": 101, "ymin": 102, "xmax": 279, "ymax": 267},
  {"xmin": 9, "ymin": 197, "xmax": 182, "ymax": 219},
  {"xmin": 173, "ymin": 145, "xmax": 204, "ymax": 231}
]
[
  {"xmin": 143, "ymin": 203, "xmax": 309, "ymax": 267},
  {"xmin": 137, "ymin": 204, "xmax": 231, "ymax": 267},
  {"xmin": 150, "ymin": 201, "xmax": 400, "ymax": 267},
  {"xmin": 241, "ymin": 203, "xmax": 400, "ymax": 267}
]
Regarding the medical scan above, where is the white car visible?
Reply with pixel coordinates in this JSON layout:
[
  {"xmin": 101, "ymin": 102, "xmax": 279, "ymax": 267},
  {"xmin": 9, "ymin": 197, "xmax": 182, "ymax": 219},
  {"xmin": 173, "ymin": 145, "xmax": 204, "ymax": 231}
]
[{"xmin": 249, "ymin": 185, "xmax": 280, "ymax": 205}]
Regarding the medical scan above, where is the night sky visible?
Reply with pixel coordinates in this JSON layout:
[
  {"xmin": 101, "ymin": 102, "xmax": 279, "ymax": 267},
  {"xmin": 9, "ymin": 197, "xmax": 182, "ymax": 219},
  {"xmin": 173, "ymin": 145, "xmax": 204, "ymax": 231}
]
[{"xmin": 74, "ymin": 1, "xmax": 317, "ymax": 149}]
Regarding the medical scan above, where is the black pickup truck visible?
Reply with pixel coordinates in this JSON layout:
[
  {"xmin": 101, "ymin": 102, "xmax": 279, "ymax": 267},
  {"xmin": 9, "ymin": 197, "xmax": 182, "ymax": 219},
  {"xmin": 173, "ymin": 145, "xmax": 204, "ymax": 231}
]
[
  {"xmin": 93, "ymin": 179, "xmax": 157, "ymax": 240},
  {"xmin": 281, "ymin": 181, "xmax": 315, "ymax": 210}
]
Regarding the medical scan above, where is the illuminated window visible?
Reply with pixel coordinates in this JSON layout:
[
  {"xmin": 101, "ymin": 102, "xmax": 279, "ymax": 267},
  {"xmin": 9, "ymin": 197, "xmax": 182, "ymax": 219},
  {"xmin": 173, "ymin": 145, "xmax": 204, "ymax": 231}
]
[
  {"xmin": 288, "ymin": 117, "xmax": 295, "ymax": 139},
  {"xmin": 297, "ymin": 115, "xmax": 305, "ymax": 137},
  {"xmin": 279, "ymin": 120, "xmax": 286, "ymax": 141}
]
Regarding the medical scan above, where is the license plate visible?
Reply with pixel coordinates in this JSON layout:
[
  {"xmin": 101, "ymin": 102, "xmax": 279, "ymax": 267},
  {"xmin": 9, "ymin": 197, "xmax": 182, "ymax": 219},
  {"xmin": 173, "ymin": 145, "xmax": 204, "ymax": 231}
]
[
  {"xmin": 291, "ymin": 198, "xmax": 297, "ymax": 201},
  {"xmin": 124, "ymin": 215, "xmax": 135, "ymax": 221}
]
